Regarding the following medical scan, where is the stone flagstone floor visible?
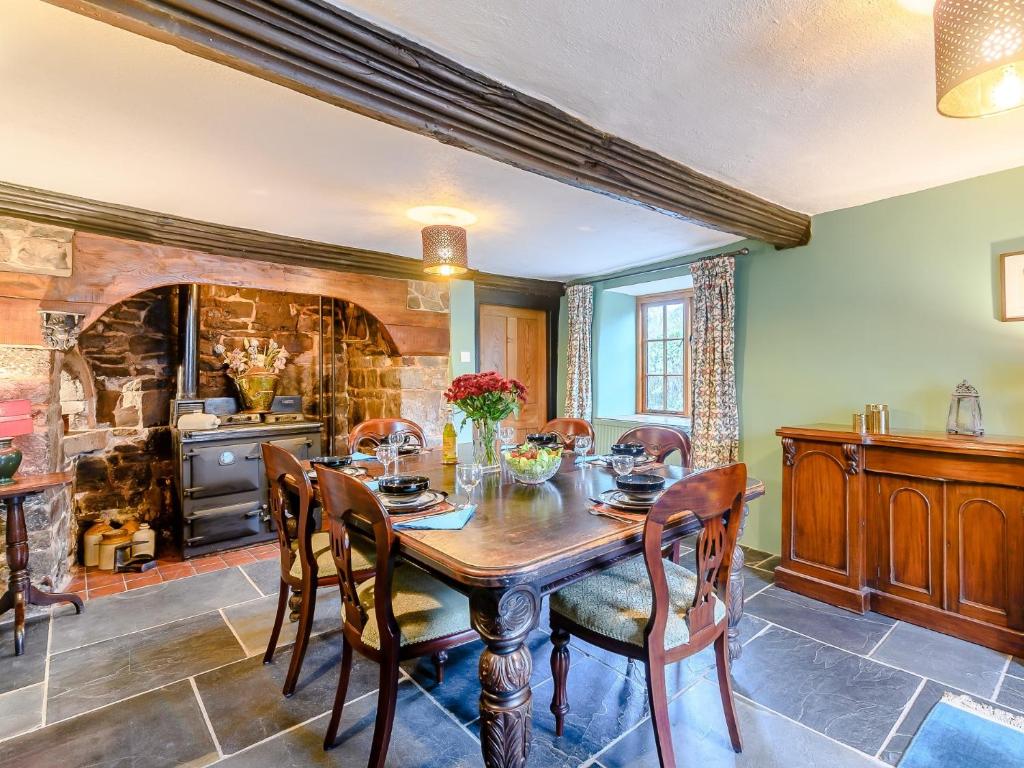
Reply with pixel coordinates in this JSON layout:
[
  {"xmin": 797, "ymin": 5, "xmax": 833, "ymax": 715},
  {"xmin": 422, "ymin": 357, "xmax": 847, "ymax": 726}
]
[{"xmin": 0, "ymin": 541, "xmax": 1020, "ymax": 767}]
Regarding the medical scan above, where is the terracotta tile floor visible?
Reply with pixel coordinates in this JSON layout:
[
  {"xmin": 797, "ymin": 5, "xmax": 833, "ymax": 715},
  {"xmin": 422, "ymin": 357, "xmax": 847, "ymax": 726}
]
[{"xmin": 69, "ymin": 542, "xmax": 279, "ymax": 601}]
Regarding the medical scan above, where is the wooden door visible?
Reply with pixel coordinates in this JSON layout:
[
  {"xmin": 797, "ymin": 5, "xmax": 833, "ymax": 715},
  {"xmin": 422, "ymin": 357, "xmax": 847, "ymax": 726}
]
[
  {"xmin": 946, "ymin": 483, "xmax": 1024, "ymax": 629},
  {"xmin": 479, "ymin": 304, "xmax": 547, "ymax": 442},
  {"xmin": 870, "ymin": 475, "xmax": 944, "ymax": 608}
]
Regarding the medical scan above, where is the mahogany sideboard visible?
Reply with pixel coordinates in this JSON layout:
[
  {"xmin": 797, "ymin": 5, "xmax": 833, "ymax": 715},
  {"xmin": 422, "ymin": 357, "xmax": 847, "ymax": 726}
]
[{"xmin": 776, "ymin": 424, "xmax": 1024, "ymax": 655}]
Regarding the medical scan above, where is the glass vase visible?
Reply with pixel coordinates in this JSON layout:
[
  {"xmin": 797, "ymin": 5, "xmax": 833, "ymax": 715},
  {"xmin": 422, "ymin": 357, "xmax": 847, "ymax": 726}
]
[{"xmin": 472, "ymin": 418, "xmax": 501, "ymax": 473}]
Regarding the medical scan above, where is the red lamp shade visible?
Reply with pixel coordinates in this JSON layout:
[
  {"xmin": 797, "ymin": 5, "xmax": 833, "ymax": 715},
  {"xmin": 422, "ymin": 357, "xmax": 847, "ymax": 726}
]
[{"xmin": 0, "ymin": 400, "xmax": 33, "ymax": 438}]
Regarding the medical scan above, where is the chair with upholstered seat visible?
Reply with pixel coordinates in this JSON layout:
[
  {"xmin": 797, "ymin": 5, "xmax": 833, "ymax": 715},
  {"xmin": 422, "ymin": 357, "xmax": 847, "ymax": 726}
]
[
  {"xmin": 616, "ymin": 425, "xmax": 692, "ymax": 465},
  {"xmin": 347, "ymin": 418, "xmax": 427, "ymax": 454},
  {"xmin": 548, "ymin": 463, "xmax": 747, "ymax": 767},
  {"xmin": 261, "ymin": 442, "xmax": 375, "ymax": 697},
  {"xmin": 316, "ymin": 465, "xmax": 478, "ymax": 764},
  {"xmin": 541, "ymin": 418, "xmax": 596, "ymax": 452}
]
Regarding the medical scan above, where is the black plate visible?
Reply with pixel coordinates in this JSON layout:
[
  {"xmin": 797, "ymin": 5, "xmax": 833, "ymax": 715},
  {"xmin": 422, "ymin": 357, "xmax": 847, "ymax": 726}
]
[
  {"xmin": 377, "ymin": 474, "xmax": 430, "ymax": 496},
  {"xmin": 526, "ymin": 432, "xmax": 560, "ymax": 446},
  {"xmin": 610, "ymin": 442, "xmax": 646, "ymax": 457},
  {"xmin": 615, "ymin": 473, "xmax": 666, "ymax": 494},
  {"xmin": 310, "ymin": 455, "xmax": 352, "ymax": 468}
]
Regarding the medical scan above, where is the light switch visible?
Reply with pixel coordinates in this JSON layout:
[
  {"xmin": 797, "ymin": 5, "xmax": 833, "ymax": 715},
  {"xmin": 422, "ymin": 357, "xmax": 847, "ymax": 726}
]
[{"xmin": 460, "ymin": 350, "xmax": 472, "ymax": 363}]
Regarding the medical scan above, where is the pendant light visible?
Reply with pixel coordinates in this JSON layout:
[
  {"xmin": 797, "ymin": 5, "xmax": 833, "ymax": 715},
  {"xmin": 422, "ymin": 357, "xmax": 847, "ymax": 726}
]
[
  {"xmin": 421, "ymin": 224, "xmax": 469, "ymax": 276},
  {"xmin": 935, "ymin": 1, "xmax": 1024, "ymax": 117}
]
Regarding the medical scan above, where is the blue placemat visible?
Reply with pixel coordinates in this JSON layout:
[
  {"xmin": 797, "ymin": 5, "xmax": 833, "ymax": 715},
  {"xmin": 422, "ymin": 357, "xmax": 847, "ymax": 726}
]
[
  {"xmin": 364, "ymin": 479, "xmax": 379, "ymax": 492},
  {"xmin": 575, "ymin": 454, "xmax": 604, "ymax": 465},
  {"xmin": 394, "ymin": 505, "xmax": 476, "ymax": 530},
  {"xmin": 350, "ymin": 451, "xmax": 378, "ymax": 462}
]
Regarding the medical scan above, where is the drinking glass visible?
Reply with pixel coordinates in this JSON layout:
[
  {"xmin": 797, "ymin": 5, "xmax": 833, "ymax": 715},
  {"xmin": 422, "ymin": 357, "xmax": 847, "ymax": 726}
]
[
  {"xmin": 456, "ymin": 462, "xmax": 483, "ymax": 505},
  {"xmin": 376, "ymin": 444, "xmax": 398, "ymax": 478},
  {"xmin": 574, "ymin": 435, "xmax": 593, "ymax": 457},
  {"xmin": 499, "ymin": 425, "xmax": 516, "ymax": 450},
  {"xmin": 387, "ymin": 432, "xmax": 405, "ymax": 472},
  {"xmin": 611, "ymin": 454, "xmax": 635, "ymax": 476}
]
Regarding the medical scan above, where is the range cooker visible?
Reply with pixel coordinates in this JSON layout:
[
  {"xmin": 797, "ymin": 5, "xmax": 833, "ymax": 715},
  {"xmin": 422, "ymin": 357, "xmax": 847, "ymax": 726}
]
[{"xmin": 173, "ymin": 418, "xmax": 322, "ymax": 558}]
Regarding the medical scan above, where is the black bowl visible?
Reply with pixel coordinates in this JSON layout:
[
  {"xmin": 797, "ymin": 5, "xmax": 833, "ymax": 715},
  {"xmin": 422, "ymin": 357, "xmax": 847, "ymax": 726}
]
[
  {"xmin": 526, "ymin": 432, "xmax": 560, "ymax": 446},
  {"xmin": 377, "ymin": 475, "xmax": 430, "ymax": 496},
  {"xmin": 615, "ymin": 473, "xmax": 666, "ymax": 495},
  {"xmin": 310, "ymin": 455, "xmax": 352, "ymax": 468},
  {"xmin": 610, "ymin": 442, "xmax": 646, "ymax": 457}
]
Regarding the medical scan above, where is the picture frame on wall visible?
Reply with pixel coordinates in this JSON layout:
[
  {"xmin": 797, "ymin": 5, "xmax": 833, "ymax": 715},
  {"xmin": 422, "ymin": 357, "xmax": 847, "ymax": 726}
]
[{"xmin": 1000, "ymin": 251, "xmax": 1024, "ymax": 321}]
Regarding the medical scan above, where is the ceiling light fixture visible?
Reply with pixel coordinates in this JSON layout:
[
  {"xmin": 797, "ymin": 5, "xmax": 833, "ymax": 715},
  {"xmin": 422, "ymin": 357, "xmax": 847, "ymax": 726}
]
[
  {"xmin": 406, "ymin": 205, "xmax": 478, "ymax": 227},
  {"xmin": 421, "ymin": 224, "xmax": 469, "ymax": 277},
  {"xmin": 935, "ymin": 0, "xmax": 1024, "ymax": 117}
]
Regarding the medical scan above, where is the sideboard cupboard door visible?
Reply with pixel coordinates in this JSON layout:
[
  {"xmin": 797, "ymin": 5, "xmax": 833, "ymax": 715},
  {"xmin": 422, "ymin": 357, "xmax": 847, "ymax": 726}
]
[
  {"xmin": 946, "ymin": 483, "xmax": 1024, "ymax": 630},
  {"xmin": 781, "ymin": 439, "xmax": 865, "ymax": 589},
  {"xmin": 870, "ymin": 476, "xmax": 944, "ymax": 608}
]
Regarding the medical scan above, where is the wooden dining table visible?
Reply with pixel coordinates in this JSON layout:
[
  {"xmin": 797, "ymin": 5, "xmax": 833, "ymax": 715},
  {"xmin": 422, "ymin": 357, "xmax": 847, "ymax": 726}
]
[{"xmin": 304, "ymin": 449, "xmax": 764, "ymax": 768}]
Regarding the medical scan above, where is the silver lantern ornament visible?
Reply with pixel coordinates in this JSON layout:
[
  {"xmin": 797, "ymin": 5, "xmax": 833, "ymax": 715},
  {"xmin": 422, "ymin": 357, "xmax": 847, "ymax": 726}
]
[{"xmin": 946, "ymin": 380, "xmax": 984, "ymax": 436}]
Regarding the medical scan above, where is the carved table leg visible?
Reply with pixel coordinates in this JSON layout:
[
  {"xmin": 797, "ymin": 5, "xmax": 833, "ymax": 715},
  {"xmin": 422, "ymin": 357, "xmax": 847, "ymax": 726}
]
[
  {"xmin": 288, "ymin": 586, "xmax": 302, "ymax": 622},
  {"xmin": 1, "ymin": 496, "xmax": 84, "ymax": 656},
  {"xmin": 471, "ymin": 584, "xmax": 540, "ymax": 768},
  {"xmin": 727, "ymin": 503, "xmax": 751, "ymax": 661}
]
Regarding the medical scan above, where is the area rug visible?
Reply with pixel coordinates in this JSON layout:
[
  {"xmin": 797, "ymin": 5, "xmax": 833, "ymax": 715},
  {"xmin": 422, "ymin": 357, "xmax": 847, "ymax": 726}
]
[{"xmin": 899, "ymin": 693, "xmax": 1024, "ymax": 767}]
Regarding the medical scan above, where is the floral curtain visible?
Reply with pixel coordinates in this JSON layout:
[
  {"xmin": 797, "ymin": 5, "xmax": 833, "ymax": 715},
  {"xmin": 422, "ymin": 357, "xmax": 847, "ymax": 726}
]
[
  {"xmin": 690, "ymin": 255, "xmax": 739, "ymax": 467},
  {"xmin": 564, "ymin": 284, "xmax": 593, "ymax": 420}
]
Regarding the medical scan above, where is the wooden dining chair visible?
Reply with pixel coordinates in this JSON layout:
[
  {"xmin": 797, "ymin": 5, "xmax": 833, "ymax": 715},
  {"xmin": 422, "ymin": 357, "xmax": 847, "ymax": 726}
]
[
  {"xmin": 548, "ymin": 463, "xmax": 747, "ymax": 767},
  {"xmin": 315, "ymin": 465, "xmax": 478, "ymax": 764},
  {"xmin": 261, "ymin": 442, "xmax": 376, "ymax": 697},
  {"xmin": 617, "ymin": 425, "xmax": 692, "ymax": 465},
  {"xmin": 347, "ymin": 417, "xmax": 427, "ymax": 454},
  {"xmin": 542, "ymin": 418, "xmax": 596, "ymax": 452}
]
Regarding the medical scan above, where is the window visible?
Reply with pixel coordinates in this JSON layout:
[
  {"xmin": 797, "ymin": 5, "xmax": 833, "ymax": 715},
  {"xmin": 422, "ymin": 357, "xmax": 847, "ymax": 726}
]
[{"xmin": 637, "ymin": 290, "xmax": 692, "ymax": 416}]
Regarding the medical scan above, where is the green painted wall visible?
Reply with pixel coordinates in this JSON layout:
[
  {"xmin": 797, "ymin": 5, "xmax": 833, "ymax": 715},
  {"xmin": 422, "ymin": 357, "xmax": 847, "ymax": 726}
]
[
  {"xmin": 448, "ymin": 278, "xmax": 476, "ymax": 442},
  {"xmin": 560, "ymin": 164, "xmax": 1024, "ymax": 553},
  {"xmin": 592, "ymin": 289, "xmax": 636, "ymax": 417},
  {"xmin": 737, "ymin": 164, "xmax": 1024, "ymax": 552}
]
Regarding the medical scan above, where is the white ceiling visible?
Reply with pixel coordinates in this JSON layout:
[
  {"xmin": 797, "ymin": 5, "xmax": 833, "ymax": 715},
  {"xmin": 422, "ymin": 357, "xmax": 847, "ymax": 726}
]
[
  {"xmin": 337, "ymin": 0, "xmax": 1024, "ymax": 215},
  {"xmin": 0, "ymin": 1, "xmax": 738, "ymax": 282}
]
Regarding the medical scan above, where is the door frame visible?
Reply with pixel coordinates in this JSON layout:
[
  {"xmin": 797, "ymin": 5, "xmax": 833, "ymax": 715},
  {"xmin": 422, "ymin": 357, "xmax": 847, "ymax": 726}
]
[{"xmin": 475, "ymin": 287, "xmax": 560, "ymax": 423}]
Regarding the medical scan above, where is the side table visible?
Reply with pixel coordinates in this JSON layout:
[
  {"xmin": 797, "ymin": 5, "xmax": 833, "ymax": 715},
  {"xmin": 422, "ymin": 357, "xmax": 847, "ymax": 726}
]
[{"xmin": 0, "ymin": 472, "xmax": 82, "ymax": 655}]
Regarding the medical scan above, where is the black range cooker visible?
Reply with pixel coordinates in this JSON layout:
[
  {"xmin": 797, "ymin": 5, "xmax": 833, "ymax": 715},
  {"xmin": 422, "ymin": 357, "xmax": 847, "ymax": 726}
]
[{"xmin": 173, "ymin": 414, "xmax": 322, "ymax": 558}]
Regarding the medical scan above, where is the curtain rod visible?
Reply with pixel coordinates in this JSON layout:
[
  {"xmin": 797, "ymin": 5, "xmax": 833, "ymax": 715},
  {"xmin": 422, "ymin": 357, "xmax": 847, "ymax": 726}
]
[{"xmin": 569, "ymin": 246, "xmax": 750, "ymax": 287}]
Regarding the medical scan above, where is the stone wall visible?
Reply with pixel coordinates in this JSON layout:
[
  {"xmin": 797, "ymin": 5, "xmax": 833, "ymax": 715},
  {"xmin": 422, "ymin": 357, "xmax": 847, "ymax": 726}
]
[
  {"xmin": 198, "ymin": 286, "xmax": 323, "ymax": 420},
  {"xmin": 67, "ymin": 288, "xmax": 177, "ymax": 554}
]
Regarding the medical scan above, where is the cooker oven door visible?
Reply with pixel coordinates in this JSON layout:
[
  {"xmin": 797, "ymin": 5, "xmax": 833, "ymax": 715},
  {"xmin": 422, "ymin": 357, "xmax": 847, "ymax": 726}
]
[
  {"xmin": 184, "ymin": 493, "xmax": 262, "ymax": 548},
  {"xmin": 182, "ymin": 442, "xmax": 261, "ymax": 499}
]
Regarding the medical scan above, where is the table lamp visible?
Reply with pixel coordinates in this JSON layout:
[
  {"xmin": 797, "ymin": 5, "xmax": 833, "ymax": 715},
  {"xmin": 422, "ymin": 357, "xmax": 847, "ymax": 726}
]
[{"xmin": 0, "ymin": 400, "xmax": 33, "ymax": 485}]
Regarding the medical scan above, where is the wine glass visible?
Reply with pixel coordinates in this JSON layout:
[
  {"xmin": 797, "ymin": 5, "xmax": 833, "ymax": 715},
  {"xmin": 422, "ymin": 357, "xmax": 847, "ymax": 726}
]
[
  {"xmin": 376, "ymin": 443, "xmax": 398, "ymax": 478},
  {"xmin": 387, "ymin": 432, "xmax": 406, "ymax": 471},
  {"xmin": 574, "ymin": 435, "xmax": 593, "ymax": 457},
  {"xmin": 456, "ymin": 462, "xmax": 483, "ymax": 506},
  {"xmin": 499, "ymin": 425, "xmax": 516, "ymax": 450},
  {"xmin": 611, "ymin": 454, "xmax": 635, "ymax": 476}
]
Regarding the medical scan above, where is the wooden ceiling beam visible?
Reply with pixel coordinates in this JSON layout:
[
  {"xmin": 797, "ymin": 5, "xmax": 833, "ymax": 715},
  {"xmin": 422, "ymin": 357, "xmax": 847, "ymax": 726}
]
[{"xmin": 45, "ymin": 0, "xmax": 812, "ymax": 248}]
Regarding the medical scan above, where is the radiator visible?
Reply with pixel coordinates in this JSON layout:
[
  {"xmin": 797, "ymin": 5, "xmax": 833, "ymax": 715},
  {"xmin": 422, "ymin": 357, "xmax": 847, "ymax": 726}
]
[{"xmin": 592, "ymin": 418, "xmax": 687, "ymax": 466}]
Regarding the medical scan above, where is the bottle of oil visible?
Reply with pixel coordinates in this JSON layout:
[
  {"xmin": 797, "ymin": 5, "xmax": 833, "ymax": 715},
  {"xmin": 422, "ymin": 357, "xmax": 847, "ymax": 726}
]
[{"xmin": 442, "ymin": 406, "xmax": 458, "ymax": 465}]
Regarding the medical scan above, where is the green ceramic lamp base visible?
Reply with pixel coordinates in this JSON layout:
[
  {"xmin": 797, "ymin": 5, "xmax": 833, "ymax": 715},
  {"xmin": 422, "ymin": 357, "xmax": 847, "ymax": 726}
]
[{"xmin": 0, "ymin": 438, "xmax": 23, "ymax": 486}]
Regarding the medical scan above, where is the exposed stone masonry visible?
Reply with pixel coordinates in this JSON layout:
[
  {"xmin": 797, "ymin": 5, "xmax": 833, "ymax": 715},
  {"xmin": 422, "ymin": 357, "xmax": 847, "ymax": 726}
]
[
  {"xmin": 0, "ymin": 215, "xmax": 73, "ymax": 277},
  {"xmin": 63, "ymin": 285, "xmax": 450, "ymax": 564}
]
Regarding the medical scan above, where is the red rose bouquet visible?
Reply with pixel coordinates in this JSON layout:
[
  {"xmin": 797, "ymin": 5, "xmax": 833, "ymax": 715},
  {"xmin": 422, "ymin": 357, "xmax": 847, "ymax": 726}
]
[{"xmin": 444, "ymin": 371, "xmax": 527, "ymax": 469}]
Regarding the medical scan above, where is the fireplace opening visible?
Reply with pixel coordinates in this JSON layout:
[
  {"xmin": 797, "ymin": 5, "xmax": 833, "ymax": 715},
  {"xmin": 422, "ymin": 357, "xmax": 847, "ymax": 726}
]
[{"xmin": 63, "ymin": 283, "xmax": 449, "ymax": 563}]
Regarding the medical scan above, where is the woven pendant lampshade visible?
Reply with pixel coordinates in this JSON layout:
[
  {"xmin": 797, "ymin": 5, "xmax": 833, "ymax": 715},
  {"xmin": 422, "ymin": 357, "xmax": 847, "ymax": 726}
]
[
  {"xmin": 421, "ymin": 224, "xmax": 469, "ymax": 276},
  {"xmin": 935, "ymin": 0, "xmax": 1024, "ymax": 117}
]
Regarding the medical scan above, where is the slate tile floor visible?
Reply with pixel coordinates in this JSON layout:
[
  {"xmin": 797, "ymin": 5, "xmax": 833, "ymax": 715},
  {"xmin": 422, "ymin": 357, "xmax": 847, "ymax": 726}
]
[{"xmin": 0, "ymin": 544, "xmax": 1020, "ymax": 767}]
